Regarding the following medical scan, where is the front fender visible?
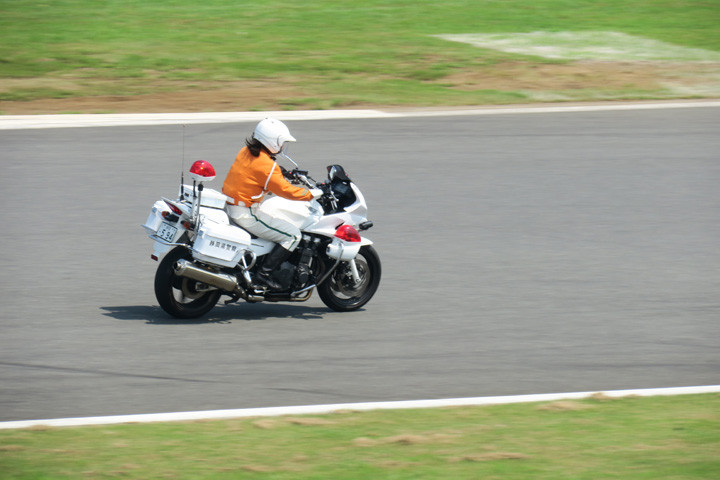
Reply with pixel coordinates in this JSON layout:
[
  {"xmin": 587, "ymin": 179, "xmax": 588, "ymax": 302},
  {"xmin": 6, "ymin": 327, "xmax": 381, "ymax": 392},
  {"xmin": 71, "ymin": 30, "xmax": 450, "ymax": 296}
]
[{"xmin": 326, "ymin": 238, "xmax": 362, "ymax": 261}]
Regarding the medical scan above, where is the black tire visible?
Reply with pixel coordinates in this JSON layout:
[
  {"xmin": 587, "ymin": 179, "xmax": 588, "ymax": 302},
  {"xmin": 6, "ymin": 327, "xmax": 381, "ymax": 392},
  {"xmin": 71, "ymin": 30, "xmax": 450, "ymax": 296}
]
[
  {"xmin": 154, "ymin": 247, "xmax": 221, "ymax": 319},
  {"xmin": 318, "ymin": 245, "xmax": 381, "ymax": 312}
]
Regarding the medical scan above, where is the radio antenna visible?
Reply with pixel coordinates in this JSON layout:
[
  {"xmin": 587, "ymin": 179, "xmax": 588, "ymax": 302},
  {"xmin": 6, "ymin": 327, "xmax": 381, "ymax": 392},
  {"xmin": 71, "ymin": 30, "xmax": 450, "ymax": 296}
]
[{"xmin": 180, "ymin": 124, "xmax": 186, "ymax": 189}]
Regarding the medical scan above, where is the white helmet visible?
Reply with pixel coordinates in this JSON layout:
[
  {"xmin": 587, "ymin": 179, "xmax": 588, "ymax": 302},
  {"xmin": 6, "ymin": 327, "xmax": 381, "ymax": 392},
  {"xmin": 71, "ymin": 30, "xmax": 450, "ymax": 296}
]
[{"xmin": 252, "ymin": 118, "xmax": 296, "ymax": 154}]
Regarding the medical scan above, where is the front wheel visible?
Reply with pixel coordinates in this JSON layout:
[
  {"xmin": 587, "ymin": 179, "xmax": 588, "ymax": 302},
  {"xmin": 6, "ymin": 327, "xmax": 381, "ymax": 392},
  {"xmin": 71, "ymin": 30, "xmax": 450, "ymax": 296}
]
[
  {"xmin": 318, "ymin": 245, "xmax": 381, "ymax": 312},
  {"xmin": 154, "ymin": 247, "xmax": 221, "ymax": 319}
]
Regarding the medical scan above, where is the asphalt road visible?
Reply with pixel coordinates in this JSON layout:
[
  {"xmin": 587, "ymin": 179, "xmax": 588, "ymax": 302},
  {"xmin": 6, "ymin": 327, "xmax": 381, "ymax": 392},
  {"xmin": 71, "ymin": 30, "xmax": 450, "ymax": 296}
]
[{"xmin": 1, "ymin": 106, "xmax": 718, "ymax": 422}]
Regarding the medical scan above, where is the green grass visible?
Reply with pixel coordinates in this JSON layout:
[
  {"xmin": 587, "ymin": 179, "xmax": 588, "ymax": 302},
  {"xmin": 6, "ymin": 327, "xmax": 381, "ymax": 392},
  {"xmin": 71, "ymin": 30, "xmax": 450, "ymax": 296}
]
[
  {"xmin": 1, "ymin": 394, "xmax": 719, "ymax": 479},
  {"xmin": 1, "ymin": 1, "xmax": 719, "ymax": 110}
]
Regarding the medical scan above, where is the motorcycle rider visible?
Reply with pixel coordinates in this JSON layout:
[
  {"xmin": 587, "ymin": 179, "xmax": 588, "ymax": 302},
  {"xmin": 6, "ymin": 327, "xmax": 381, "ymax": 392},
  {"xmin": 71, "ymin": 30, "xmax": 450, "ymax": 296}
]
[{"xmin": 223, "ymin": 118, "xmax": 321, "ymax": 290}]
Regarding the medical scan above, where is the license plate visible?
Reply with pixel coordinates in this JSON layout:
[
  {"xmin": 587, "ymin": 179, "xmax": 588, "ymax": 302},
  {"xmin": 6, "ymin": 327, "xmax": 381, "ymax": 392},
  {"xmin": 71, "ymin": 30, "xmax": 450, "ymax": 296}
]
[{"xmin": 157, "ymin": 222, "xmax": 178, "ymax": 242}]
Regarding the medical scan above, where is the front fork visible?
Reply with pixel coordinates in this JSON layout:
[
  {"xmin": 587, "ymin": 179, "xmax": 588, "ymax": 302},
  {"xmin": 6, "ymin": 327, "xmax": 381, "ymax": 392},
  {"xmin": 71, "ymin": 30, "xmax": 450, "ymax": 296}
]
[{"xmin": 347, "ymin": 259, "xmax": 362, "ymax": 285}]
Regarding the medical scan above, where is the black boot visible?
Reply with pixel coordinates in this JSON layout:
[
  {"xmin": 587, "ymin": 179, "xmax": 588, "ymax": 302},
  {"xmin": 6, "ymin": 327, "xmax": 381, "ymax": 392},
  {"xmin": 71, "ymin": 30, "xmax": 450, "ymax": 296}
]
[{"xmin": 254, "ymin": 245, "xmax": 292, "ymax": 290}]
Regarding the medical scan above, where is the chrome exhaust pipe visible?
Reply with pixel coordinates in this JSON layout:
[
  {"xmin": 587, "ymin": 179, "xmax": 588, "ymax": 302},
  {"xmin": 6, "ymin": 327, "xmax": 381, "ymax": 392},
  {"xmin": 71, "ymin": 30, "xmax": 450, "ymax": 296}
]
[{"xmin": 174, "ymin": 259, "xmax": 239, "ymax": 292}]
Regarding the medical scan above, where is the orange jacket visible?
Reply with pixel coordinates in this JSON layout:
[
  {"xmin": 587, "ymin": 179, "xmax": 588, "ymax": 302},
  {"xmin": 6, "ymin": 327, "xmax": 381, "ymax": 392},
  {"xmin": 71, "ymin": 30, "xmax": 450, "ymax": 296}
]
[{"xmin": 222, "ymin": 147, "xmax": 313, "ymax": 207}]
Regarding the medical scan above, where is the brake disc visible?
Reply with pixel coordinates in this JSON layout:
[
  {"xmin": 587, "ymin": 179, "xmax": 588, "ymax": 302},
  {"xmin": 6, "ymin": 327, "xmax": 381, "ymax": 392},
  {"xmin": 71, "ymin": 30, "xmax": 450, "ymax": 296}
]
[{"xmin": 334, "ymin": 259, "xmax": 369, "ymax": 296}]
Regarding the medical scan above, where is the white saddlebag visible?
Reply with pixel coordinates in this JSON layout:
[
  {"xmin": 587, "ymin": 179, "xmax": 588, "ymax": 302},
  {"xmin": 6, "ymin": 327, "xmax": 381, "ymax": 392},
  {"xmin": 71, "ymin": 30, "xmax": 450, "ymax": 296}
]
[{"xmin": 192, "ymin": 219, "xmax": 252, "ymax": 267}]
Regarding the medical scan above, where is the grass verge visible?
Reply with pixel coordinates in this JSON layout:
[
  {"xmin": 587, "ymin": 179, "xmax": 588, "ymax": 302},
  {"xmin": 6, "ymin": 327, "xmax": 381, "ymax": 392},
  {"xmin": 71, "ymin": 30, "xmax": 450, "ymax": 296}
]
[
  {"xmin": 1, "ymin": 1, "xmax": 719, "ymax": 113},
  {"xmin": 1, "ymin": 393, "xmax": 718, "ymax": 479}
]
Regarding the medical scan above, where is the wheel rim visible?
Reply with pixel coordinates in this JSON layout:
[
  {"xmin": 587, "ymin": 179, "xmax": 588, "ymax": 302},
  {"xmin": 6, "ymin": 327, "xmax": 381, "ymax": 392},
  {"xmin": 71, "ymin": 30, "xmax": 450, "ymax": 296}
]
[
  {"xmin": 167, "ymin": 263, "xmax": 217, "ymax": 306},
  {"xmin": 172, "ymin": 277, "xmax": 214, "ymax": 303},
  {"xmin": 327, "ymin": 257, "xmax": 371, "ymax": 301}
]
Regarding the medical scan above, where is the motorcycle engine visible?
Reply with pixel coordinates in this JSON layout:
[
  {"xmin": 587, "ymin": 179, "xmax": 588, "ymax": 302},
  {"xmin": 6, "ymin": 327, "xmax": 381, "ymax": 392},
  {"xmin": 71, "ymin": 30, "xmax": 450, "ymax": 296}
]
[
  {"xmin": 271, "ymin": 262, "xmax": 296, "ymax": 291},
  {"xmin": 269, "ymin": 237, "xmax": 318, "ymax": 292},
  {"xmin": 295, "ymin": 264, "xmax": 311, "ymax": 287}
]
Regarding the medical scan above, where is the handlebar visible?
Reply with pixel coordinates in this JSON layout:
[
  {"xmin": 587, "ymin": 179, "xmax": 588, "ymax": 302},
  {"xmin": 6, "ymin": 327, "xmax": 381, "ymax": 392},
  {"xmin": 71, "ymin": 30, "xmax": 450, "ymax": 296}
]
[
  {"xmin": 283, "ymin": 167, "xmax": 316, "ymax": 188},
  {"xmin": 283, "ymin": 167, "xmax": 338, "ymax": 210}
]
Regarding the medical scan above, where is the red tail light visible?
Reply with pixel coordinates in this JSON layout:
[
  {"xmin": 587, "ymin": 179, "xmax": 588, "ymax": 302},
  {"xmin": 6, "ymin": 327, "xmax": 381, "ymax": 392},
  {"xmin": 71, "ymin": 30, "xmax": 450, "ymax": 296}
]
[
  {"xmin": 163, "ymin": 200, "xmax": 183, "ymax": 215},
  {"xmin": 335, "ymin": 225, "xmax": 361, "ymax": 242}
]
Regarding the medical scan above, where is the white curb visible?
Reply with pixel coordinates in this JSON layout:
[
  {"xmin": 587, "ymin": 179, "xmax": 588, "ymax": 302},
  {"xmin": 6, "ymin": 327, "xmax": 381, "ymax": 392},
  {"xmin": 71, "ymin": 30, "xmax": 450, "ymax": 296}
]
[
  {"xmin": 1, "ymin": 101, "xmax": 719, "ymax": 130},
  {"xmin": 1, "ymin": 385, "xmax": 718, "ymax": 430}
]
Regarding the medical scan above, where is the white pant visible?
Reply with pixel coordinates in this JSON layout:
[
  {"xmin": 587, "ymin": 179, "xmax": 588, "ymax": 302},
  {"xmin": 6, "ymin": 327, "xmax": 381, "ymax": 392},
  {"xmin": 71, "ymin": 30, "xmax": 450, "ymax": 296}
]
[{"xmin": 226, "ymin": 202, "xmax": 302, "ymax": 251}]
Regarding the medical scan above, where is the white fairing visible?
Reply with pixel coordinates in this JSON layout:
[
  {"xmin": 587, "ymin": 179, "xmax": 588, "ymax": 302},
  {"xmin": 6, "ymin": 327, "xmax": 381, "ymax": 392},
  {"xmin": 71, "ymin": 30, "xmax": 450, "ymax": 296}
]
[
  {"xmin": 344, "ymin": 183, "xmax": 368, "ymax": 219},
  {"xmin": 304, "ymin": 183, "xmax": 370, "ymax": 240}
]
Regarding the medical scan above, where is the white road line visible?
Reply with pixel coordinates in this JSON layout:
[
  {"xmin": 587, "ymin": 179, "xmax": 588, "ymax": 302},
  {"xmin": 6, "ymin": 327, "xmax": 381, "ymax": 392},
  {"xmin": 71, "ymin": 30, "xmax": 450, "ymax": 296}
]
[
  {"xmin": 1, "ymin": 101, "xmax": 719, "ymax": 130},
  {"xmin": 1, "ymin": 385, "xmax": 718, "ymax": 430}
]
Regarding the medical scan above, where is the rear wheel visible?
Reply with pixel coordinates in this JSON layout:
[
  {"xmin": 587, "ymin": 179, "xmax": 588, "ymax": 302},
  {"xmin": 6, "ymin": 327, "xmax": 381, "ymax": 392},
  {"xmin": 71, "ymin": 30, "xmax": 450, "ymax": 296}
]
[
  {"xmin": 318, "ymin": 245, "xmax": 381, "ymax": 312},
  {"xmin": 154, "ymin": 247, "xmax": 221, "ymax": 319}
]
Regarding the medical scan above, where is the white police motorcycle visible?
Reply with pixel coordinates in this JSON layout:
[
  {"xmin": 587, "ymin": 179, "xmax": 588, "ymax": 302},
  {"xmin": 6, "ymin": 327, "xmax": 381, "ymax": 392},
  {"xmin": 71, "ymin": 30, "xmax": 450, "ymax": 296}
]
[{"xmin": 142, "ymin": 160, "xmax": 380, "ymax": 319}]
